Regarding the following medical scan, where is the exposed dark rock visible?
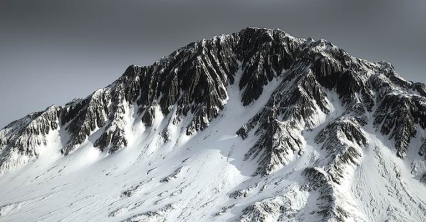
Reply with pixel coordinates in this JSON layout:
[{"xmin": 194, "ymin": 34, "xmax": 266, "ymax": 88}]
[
  {"xmin": 374, "ymin": 92, "xmax": 426, "ymax": 157},
  {"xmin": 237, "ymin": 28, "xmax": 301, "ymax": 105},
  {"xmin": 244, "ymin": 119, "xmax": 303, "ymax": 176},
  {"xmin": 421, "ymin": 173, "xmax": 426, "ymax": 184},
  {"xmin": 419, "ymin": 141, "xmax": 426, "ymax": 157},
  {"xmin": 312, "ymin": 56, "xmax": 342, "ymax": 90},
  {"xmin": 315, "ymin": 118, "xmax": 366, "ymax": 184},
  {"xmin": 302, "ymin": 166, "xmax": 362, "ymax": 221},
  {"xmin": 61, "ymin": 89, "xmax": 110, "ymax": 154},
  {"xmin": 238, "ymin": 63, "xmax": 331, "ymax": 175},
  {"xmin": 412, "ymin": 82, "xmax": 426, "ymax": 97},
  {"xmin": 0, "ymin": 106, "xmax": 61, "ymax": 171}
]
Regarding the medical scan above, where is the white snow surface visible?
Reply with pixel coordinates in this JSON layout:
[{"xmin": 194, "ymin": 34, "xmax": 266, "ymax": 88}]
[{"xmin": 1, "ymin": 70, "xmax": 426, "ymax": 222}]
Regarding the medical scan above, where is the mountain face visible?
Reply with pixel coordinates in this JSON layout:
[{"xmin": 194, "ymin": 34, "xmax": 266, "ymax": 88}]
[{"xmin": 0, "ymin": 27, "xmax": 426, "ymax": 222}]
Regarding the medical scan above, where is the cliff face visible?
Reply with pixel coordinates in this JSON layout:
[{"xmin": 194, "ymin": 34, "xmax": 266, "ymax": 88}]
[{"xmin": 0, "ymin": 27, "xmax": 425, "ymax": 222}]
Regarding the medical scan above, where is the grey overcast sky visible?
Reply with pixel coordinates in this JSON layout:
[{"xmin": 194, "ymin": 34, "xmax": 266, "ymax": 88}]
[{"xmin": 0, "ymin": 0, "xmax": 425, "ymax": 128}]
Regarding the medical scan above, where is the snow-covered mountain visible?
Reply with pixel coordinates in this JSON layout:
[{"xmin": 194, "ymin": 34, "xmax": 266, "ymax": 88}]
[{"xmin": 1, "ymin": 27, "xmax": 425, "ymax": 222}]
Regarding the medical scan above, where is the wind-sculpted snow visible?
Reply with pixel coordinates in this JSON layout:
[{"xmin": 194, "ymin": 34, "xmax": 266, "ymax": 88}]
[{"xmin": 0, "ymin": 27, "xmax": 426, "ymax": 221}]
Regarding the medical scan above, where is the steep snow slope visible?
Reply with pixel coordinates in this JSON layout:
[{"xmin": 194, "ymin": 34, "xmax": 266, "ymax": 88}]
[{"xmin": 0, "ymin": 27, "xmax": 426, "ymax": 221}]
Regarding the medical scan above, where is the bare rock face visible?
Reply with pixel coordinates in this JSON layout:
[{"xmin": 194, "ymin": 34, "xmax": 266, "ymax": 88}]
[{"xmin": 0, "ymin": 106, "xmax": 61, "ymax": 172}]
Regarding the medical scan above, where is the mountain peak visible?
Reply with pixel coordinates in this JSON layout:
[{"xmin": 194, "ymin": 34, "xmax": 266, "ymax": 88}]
[{"xmin": 1, "ymin": 28, "xmax": 426, "ymax": 221}]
